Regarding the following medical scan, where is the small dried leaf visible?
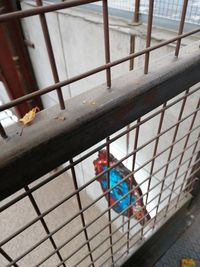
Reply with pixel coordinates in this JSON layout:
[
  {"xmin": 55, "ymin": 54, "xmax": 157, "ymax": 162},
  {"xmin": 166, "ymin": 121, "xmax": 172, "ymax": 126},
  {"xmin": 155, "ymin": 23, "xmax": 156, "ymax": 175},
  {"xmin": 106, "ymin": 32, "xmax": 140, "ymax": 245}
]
[
  {"xmin": 181, "ymin": 258, "xmax": 197, "ymax": 267},
  {"xmin": 19, "ymin": 107, "xmax": 40, "ymax": 125}
]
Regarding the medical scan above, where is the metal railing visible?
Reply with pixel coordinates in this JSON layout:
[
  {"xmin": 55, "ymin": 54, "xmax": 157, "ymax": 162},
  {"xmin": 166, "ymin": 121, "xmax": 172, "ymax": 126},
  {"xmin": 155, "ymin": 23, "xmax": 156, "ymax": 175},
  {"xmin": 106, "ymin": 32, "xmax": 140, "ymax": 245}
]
[
  {"xmin": 92, "ymin": 0, "xmax": 200, "ymax": 25},
  {"xmin": 0, "ymin": 0, "xmax": 200, "ymax": 267},
  {"xmin": 0, "ymin": 0, "xmax": 200, "ymax": 127}
]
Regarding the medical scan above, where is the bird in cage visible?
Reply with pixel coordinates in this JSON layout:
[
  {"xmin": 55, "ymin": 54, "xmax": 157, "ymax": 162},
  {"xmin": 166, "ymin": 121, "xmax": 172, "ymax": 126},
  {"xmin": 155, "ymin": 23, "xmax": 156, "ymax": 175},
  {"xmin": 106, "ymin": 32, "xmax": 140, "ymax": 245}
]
[{"xmin": 93, "ymin": 150, "xmax": 151, "ymax": 225}]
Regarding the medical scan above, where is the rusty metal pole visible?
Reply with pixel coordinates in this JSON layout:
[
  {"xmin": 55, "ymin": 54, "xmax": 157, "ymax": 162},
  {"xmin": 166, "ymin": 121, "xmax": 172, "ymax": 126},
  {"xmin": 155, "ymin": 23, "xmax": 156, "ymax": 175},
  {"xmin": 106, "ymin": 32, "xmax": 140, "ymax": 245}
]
[
  {"xmin": 0, "ymin": 122, "xmax": 8, "ymax": 139},
  {"xmin": 3, "ymin": 0, "xmax": 43, "ymax": 110},
  {"xmin": 0, "ymin": 25, "xmax": 30, "ymax": 116},
  {"xmin": 129, "ymin": 35, "xmax": 135, "ymax": 71},
  {"xmin": 129, "ymin": 0, "xmax": 140, "ymax": 71},
  {"xmin": 187, "ymin": 151, "xmax": 200, "ymax": 193},
  {"xmin": 175, "ymin": 0, "xmax": 189, "ymax": 57},
  {"xmin": 134, "ymin": 0, "xmax": 140, "ymax": 23},
  {"xmin": 36, "ymin": 0, "xmax": 65, "ymax": 109},
  {"xmin": 102, "ymin": 0, "xmax": 111, "ymax": 88},
  {"xmin": 144, "ymin": 0, "xmax": 154, "ymax": 74}
]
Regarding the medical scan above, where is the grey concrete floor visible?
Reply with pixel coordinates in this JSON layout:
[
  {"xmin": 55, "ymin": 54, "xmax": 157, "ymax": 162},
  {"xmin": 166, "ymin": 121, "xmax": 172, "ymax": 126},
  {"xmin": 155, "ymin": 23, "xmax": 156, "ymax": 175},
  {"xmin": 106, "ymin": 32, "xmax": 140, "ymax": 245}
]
[
  {"xmin": 0, "ymin": 172, "xmax": 126, "ymax": 267},
  {"xmin": 154, "ymin": 196, "xmax": 200, "ymax": 267}
]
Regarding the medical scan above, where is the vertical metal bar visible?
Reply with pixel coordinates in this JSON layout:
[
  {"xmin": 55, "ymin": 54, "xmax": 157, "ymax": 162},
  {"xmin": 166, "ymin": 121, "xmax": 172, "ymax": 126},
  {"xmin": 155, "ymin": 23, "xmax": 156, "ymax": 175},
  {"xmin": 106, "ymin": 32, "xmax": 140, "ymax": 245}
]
[
  {"xmin": 175, "ymin": 0, "xmax": 189, "ymax": 57},
  {"xmin": 102, "ymin": 0, "xmax": 111, "ymax": 88},
  {"xmin": 127, "ymin": 118, "xmax": 140, "ymax": 252},
  {"xmin": 175, "ymin": 134, "xmax": 200, "ymax": 208},
  {"xmin": 126, "ymin": 124, "xmax": 131, "ymax": 157},
  {"xmin": 145, "ymin": 104, "xmax": 166, "ymax": 206},
  {"xmin": 69, "ymin": 159, "xmax": 95, "ymax": 267},
  {"xmin": 0, "ymin": 25, "xmax": 30, "ymax": 116},
  {"xmin": 162, "ymin": 89, "xmax": 189, "ymax": 178},
  {"xmin": 3, "ymin": 0, "xmax": 43, "ymax": 110},
  {"xmin": 141, "ymin": 103, "xmax": 166, "ymax": 236},
  {"xmin": 124, "ymin": 124, "xmax": 131, "ymax": 233},
  {"xmin": 134, "ymin": 0, "xmax": 140, "ymax": 23},
  {"xmin": 24, "ymin": 186, "xmax": 67, "ymax": 267},
  {"xmin": 125, "ymin": 34, "xmax": 136, "ymax": 222},
  {"xmin": 165, "ymin": 98, "xmax": 200, "ymax": 213},
  {"xmin": 187, "ymin": 151, "xmax": 200, "ymax": 193},
  {"xmin": 144, "ymin": 0, "xmax": 154, "ymax": 74},
  {"xmin": 129, "ymin": 35, "xmax": 135, "ymax": 71},
  {"xmin": 0, "ymin": 122, "xmax": 8, "ymax": 139},
  {"xmin": 0, "ymin": 247, "xmax": 19, "ymax": 267},
  {"xmin": 126, "ymin": 34, "xmax": 137, "ymax": 234},
  {"xmin": 36, "ymin": 0, "xmax": 65, "ymax": 109},
  {"xmin": 153, "ymin": 89, "xmax": 189, "ymax": 226},
  {"xmin": 106, "ymin": 137, "xmax": 114, "ymax": 265}
]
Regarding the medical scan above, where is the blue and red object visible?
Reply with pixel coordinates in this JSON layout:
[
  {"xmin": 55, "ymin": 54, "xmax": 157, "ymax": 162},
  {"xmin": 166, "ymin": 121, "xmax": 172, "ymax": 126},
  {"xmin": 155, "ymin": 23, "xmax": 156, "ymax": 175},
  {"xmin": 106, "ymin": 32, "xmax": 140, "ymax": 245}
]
[{"xmin": 93, "ymin": 150, "xmax": 151, "ymax": 225}]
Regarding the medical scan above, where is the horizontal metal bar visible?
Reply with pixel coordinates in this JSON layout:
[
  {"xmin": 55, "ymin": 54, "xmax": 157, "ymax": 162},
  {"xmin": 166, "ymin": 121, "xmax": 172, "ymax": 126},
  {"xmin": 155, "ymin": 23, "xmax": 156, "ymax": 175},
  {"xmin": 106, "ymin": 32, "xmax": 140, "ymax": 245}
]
[
  {"xmin": 1, "ymin": 2, "xmax": 199, "ymax": 267},
  {"xmin": 98, "ymin": 193, "xmax": 173, "ymax": 267},
  {"xmin": 1, "ymin": 90, "xmax": 200, "ymax": 205},
  {"xmin": 89, "ymin": 193, "xmax": 174, "ymax": 267},
  {"xmin": 61, "ymin": 155, "xmax": 200, "ymax": 267},
  {"xmin": 9, "ymin": 173, "xmax": 200, "ymax": 267},
  {"xmin": 5, "ymin": 153, "xmax": 200, "ymax": 267},
  {"xmin": 90, "ymin": 162, "xmax": 200, "ymax": 267},
  {"xmin": 118, "ymin": 189, "xmax": 194, "ymax": 267},
  {"xmin": 6, "ymin": 177, "xmax": 148, "ymax": 267},
  {"xmin": 1, "ymin": 124, "xmax": 199, "ymax": 252},
  {"xmin": 0, "ymin": 0, "xmax": 100, "ymax": 22},
  {"xmin": 1, "ymin": 40, "xmax": 200, "ymax": 201},
  {"xmin": 54, "ymin": 200, "xmax": 156, "ymax": 267},
  {"xmin": 1, "ymin": 28, "xmax": 200, "ymax": 113},
  {"xmin": 143, "ymin": 177, "xmax": 198, "ymax": 239},
  {"xmin": 2, "ymin": 124, "xmax": 199, "ymax": 253},
  {"xmin": 52, "ymin": 154, "xmax": 200, "ymax": 267},
  {"xmin": 24, "ymin": 185, "xmax": 66, "ymax": 267},
  {"xmin": 53, "ymin": 200, "xmax": 148, "ymax": 267},
  {"xmin": 55, "ymin": 159, "xmax": 195, "ymax": 267},
  {"xmin": 92, "ymin": 164, "xmax": 200, "ymax": 267},
  {"xmin": 1, "ymin": 85, "xmax": 198, "ymax": 212},
  {"xmin": 113, "ymin": 191, "xmax": 194, "ymax": 267}
]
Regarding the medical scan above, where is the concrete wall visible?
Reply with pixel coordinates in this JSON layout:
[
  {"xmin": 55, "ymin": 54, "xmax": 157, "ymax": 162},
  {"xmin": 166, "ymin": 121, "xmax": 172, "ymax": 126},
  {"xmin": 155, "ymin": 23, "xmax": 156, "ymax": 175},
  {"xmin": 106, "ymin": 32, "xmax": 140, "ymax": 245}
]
[
  {"xmin": 20, "ymin": 1, "xmax": 200, "ymax": 232},
  {"xmin": 0, "ymin": 82, "xmax": 18, "ymax": 127}
]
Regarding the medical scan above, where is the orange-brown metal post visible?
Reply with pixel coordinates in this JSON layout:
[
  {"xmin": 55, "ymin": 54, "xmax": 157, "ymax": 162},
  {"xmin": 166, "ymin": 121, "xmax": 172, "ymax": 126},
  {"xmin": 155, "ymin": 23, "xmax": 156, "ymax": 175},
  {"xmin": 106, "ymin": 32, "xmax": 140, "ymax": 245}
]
[
  {"xmin": 134, "ymin": 0, "xmax": 140, "ymax": 23},
  {"xmin": 0, "ymin": 25, "xmax": 29, "ymax": 117}
]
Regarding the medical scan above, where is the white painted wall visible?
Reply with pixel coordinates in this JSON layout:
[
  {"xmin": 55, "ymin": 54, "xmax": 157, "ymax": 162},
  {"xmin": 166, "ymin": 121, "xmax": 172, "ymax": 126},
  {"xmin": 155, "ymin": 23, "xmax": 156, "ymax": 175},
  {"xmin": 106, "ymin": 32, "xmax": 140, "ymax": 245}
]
[
  {"xmin": 20, "ymin": 1, "xmax": 200, "ymax": 233},
  {"xmin": 0, "ymin": 82, "xmax": 18, "ymax": 127}
]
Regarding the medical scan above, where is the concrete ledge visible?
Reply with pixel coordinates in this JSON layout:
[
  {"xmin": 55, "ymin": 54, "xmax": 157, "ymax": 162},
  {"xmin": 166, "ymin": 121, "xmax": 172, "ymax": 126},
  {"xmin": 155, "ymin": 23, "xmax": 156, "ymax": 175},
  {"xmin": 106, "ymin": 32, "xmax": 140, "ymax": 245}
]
[{"xmin": 0, "ymin": 42, "xmax": 200, "ymax": 200}]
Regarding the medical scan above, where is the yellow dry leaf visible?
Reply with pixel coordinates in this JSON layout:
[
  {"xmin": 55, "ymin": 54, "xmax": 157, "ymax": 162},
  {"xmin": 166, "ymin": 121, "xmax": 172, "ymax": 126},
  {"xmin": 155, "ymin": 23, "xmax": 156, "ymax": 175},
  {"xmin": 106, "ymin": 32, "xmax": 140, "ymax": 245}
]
[
  {"xmin": 19, "ymin": 107, "xmax": 40, "ymax": 125},
  {"xmin": 181, "ymin": 258, "xmax": 197, "ymax": 267}
]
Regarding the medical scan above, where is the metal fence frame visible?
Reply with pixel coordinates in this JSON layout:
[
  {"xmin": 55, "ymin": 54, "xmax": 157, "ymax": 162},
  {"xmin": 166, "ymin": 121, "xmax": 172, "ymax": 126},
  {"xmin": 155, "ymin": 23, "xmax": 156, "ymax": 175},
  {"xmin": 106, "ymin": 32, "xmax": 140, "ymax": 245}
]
[
  {"xmin": 86, "ymin": 0, "xmax": 200, "ymax": 32},
  {"xmin": 0, "ymin": 1, "xmax": 200, "ymax": 267}
]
